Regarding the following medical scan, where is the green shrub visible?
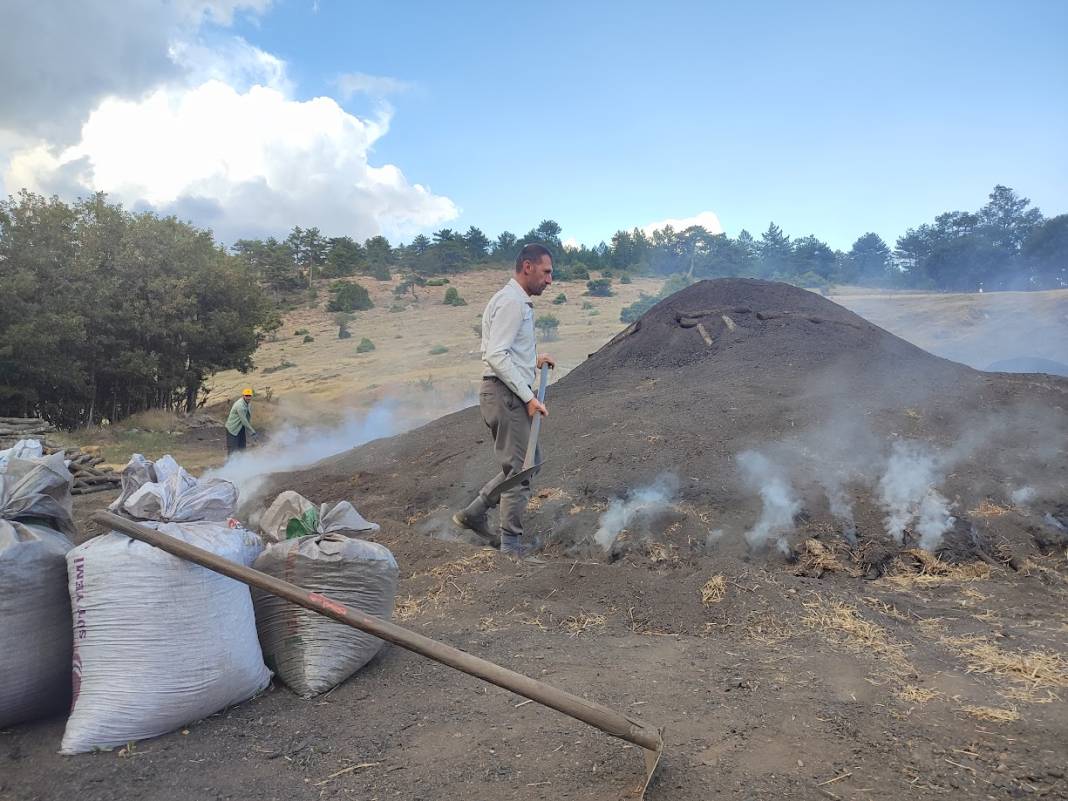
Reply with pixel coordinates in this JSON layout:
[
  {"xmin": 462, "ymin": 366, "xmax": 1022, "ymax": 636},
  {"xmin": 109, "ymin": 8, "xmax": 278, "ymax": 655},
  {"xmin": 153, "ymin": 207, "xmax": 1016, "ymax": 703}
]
[
  {"xmin": 327, "ymin": 282, "xmax": 374, "ymax": 312},
  {"xmin": 552, "ymin": 292, "xmax": 567, "ymax": 305},
  {"xmin": 586, "ymin": 278, "xmax": 614, "ymax": 297},
  {"xmin": 429, "ymin": 345, "xmax": 449, "ymax": 355},
  {"xmin": 581, "ymin": 301, "xmax": 594, "ymax": 310},
  {"xmin": 356, "ymin": 337, "xmax": 375, "ymax": 353},
  {"xmin": 571, "ymin": 265, "xmax": 590, "ymax": 280},
  {"xmin": 294, "ymin": 328, "xmax": 309, "ymax": 336},
  {"xmin": 535, "ymin": 314, "xmax": 560, "ymax": 341},
  {"xmin": 620, "ymin": 274, "xmax": 633, "ymax": 284},
  {"xmin": 302, "ymin": 334, "xmax": 314, "ymax": 343},
  {"xmin": 620, "ymin": 293, "xmax": 657, "ymax": 323},
  {"xmin": 426, "ymin": 277, "xmax": 450, "ymax": 286},
  {"xmin": 389, "ymin": 303, "xmax": 406, "ymax": 313},
  {"xmin": 601, "ymin": 270, "xmax": 614, "ymax": 279},
  {"xmin": 338, "ymin": 326, "xmax": 352, "ymax": 339},
  {"xmin": 443, "ymin": 286, "xmax": 468, "ymax": 306}
]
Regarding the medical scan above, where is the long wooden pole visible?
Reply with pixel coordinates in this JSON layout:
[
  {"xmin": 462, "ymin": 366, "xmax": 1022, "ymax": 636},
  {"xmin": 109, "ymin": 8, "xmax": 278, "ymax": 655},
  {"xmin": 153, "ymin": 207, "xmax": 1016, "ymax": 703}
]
[{"xmin": 91, "ymin": 511, "xmax": 663, "ymax": 753}]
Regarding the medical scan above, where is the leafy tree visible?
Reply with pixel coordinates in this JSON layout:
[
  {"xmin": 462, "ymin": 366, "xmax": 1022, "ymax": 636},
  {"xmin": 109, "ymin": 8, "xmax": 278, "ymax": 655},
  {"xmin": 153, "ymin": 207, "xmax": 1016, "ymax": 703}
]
[
  {"xmin": 327, "ymin": 282, "xmax": 374, "ymax": 312},
  {"xmin": 790, "ymin": 235, "xmax": 838, "ymax": 281},
  {"xmin": 758, "ymin": 223, "xmax": 792, "ymax": 277},
  {"xmin": 492, "ymin": 231, "xmax": 518, "ymax": 258},
  {"xmin": 364, "ymin": 235, "xmax": 394, "ymax": 280},
  {"xmin": 286, "ymin": 226, "xmax": 328, "ymax": 284},
  {"xmin": 1022, "ymin": 214, "xmax": 1068, "ymax": 288},
  {"xmin": 409, "ymin": 234, "xmax": 431, "ymax": 256},
  {"xmin": 0, "ymin": 191, "xmax": 271, "ymax": 424},
  {"xmin": 323, "ymin": 236, "xmax": 363, "ymax": 277},
  {"xmin": 463, "ymin": 226, "xmax": 491, "ymax": 260},
  {"xmin": 844, "ymin": 233, "xmax": 891, "ymax": 285}
]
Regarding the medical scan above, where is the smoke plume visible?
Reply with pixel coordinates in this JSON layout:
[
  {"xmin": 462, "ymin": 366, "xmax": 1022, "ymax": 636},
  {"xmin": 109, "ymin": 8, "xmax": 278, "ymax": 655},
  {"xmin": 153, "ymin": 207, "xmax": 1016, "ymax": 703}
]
[
  {"xmin": 737, "ymin": 450, "xmax": 800, "ymax": 555},
  {"xmin": 877, "ymin": 441, "xmax": 956, "ymax": 549},
  {"xmin": 594, "ymin": 474, "xmax": 679, "ymax": 552}
]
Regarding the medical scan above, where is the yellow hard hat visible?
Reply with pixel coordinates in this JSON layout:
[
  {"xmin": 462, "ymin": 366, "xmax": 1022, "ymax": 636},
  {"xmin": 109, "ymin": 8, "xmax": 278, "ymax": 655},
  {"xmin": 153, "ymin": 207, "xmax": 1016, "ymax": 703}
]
[{"xmin": 242, "ymin": 388, "xmax": 254, "ymax": 397}]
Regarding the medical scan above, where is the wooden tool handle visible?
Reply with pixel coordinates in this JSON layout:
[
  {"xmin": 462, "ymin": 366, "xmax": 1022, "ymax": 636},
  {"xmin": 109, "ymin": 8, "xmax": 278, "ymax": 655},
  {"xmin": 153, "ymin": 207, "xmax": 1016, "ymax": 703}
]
[
  {"xmin": 91, "ymin": 511, "xmax": 662, "ymax": 753},
  {"xmin": 522, "ymin": 363, "xmax": 550, "ymax": 470}
]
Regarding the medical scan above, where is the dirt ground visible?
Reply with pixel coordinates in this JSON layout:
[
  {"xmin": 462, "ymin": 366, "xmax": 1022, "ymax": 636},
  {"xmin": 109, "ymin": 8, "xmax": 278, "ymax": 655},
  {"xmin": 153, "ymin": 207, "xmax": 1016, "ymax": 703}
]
[
  {"xmin": 5, "ymin": 279, "xmax": 1067, "ymax": 801},
  {"xmin": 5, "ymin": 499, "xmax": 1067, "ymax": 801}
]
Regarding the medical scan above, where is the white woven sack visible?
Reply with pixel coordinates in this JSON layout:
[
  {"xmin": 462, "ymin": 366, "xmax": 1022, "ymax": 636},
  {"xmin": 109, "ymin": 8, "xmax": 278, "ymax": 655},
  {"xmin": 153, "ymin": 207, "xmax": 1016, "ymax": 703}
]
[
  {"xmin": 60, "ymin": 520, "xmax": 270, "ymax": 753},
  {"xmin": 0, "ymin": 453, "xmax": 76, "ymax": 727}
]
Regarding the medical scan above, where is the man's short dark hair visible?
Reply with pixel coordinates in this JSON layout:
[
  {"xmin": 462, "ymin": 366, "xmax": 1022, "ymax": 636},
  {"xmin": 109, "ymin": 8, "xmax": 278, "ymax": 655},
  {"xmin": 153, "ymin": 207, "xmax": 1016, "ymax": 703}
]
[{"xmin": 515, "ymin": 243, "xmax": 553, "ymax": 272}]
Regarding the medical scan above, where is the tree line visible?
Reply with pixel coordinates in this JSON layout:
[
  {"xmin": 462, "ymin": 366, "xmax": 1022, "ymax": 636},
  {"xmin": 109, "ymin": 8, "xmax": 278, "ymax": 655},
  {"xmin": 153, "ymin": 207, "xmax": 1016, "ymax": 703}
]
[
  {"xmin": 234, "ymin": 185, "xmax": 1065, "ymax": 296},
  {"xmin": 2, "ymin": 184, "xmax": 1063, "ymax": 427},
  {"xmin": 0, "ymin": 191, "xmax": 276, "ymax": 427}
]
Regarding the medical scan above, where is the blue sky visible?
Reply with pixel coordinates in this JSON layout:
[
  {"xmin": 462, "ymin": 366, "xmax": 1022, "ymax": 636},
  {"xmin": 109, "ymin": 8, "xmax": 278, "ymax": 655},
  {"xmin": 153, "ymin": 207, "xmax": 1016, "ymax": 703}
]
[{"xmin": 2, "ymin": 0, "xmax": 1065, "ymax": 250}]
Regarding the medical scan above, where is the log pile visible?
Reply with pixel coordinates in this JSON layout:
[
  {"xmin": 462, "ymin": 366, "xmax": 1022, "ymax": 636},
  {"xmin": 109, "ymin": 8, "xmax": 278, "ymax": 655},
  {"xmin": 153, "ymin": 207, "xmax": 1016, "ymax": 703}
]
[
  {"xmin": 0, "ymin": 416, "xmax": 56, "ymax": 447},
  {"xmin": 45, "ymin": 446, "xmax": 122, "ymax": 496}
]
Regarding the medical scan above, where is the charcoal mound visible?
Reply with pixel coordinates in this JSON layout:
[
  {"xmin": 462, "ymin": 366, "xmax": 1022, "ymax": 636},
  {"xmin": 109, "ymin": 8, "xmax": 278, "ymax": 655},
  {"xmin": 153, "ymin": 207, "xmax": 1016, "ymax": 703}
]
[{"xmin": 275, "ymin": 279, "xmax": 1068, "ymax": 562}]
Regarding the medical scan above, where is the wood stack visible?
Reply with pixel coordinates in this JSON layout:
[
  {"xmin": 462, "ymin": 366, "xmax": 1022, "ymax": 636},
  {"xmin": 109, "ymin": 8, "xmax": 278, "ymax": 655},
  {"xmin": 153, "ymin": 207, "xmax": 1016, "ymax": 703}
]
[
  {"xmin": 44, "ymin": 446, "xmax": 123, "ymax": 496},
  {"xmin": 0, "ymin": 416, "xmax": 56, "ymax": 447}
]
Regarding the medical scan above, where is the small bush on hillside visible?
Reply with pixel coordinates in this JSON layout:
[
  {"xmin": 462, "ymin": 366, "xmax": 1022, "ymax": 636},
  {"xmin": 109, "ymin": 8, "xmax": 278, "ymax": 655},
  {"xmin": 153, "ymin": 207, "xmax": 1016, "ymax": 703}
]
[
  {"xmin": 621, "ymin": 274, "xmax": 633, "ymax": 284},
  {"xmin": 535, "ymin": 314, "xmax": 560, "ymax": 341},
  {"xmin": 294, "ymin": 328, "xmax": 309, "ymax": 336},
  {"xmin": 586, "ymin": 278, "xmax": 614, "ymax": 297},
  {"xmin": 552, "ymin": 293, "xmax": 567, "ymax": 305},
  {"xmin": 426, "ymin": 277, "xmax": 450, "ymax": 286},
  {"xmin": 581, "ymin": 301, "xmax": 594, "ymax": 310},
  {"xmin": 620, "ymin": 293, "xmax": 657, "ymax": 323},
  {"xmin": 327, "ymin": 282, "xmax": 374, "ymax": 312},
  {"xmin": 571, "ymin": 265, "xmax": 590, "ymax": 280},
  {"xmin": 443, "ymin": 286, "xmax": 468, "ymax": 306},
  {"xmin": 429, "ymin": 345, "xmax": 449, "ymax": 355},
  {"xmin": 356, "ymin": 338, "xmax": 375, "ymax": 353},
  {"xmin": 302, "ymin": 334, "xmax": 315, "ymax": 343}
]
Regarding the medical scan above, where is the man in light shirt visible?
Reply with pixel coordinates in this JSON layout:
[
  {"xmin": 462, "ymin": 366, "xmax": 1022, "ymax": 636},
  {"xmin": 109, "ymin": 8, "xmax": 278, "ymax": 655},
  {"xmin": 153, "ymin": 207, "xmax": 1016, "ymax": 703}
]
[{"xmin": 453, "ymin": 243, "xmax": 555, "ymax": 556}]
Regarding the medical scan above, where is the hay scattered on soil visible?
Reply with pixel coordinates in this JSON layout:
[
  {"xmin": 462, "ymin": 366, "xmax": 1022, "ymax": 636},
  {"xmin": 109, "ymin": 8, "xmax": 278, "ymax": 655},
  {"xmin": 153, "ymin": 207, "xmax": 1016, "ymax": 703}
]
[
  {"xmin": 896, "ymin": 685, "xmax": 942, "ymax": 705},
  {"xmin": 967, "ymin": 499, "xmax": 1012, "ymax": 518},
  {"xmin": 861, "ymin": 596, "xmax": 912, "ymax": 623},
  {"xmin": 526, "ymin": 487, "xmax": 571, "ymax": 512},
  {"xmin": 701, "ymin": 575, "xmax": 727, "ymax": 606},
  {"xmin": 946, "ymin": 635, "xmax": 1068, "ymax": 689},
  {"xmin": 960, "ymin": 704, "xmax": 1020, "ymax": 723},
  {"xmin": 792, "ymin": 539, "xmax": 855, "ymax": 578},
  {"xmin": 561, "ymin": 611, "xmax": 607, "ymax": 636},
  {"xmin": 801, "ymin": 597, "xmax": 915, "ymax": 679},
  {"xmin": 883, "ymin": 549, "xmax": 992, "ymax": 588},
  {"xmin": 395, "ymin": 551, "xmax": 498, "ymax": 620}
]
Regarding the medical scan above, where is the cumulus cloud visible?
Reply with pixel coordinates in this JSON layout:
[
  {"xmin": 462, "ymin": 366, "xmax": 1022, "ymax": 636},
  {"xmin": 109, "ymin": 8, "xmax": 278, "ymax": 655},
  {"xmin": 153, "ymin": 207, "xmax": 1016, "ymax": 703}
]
[
  {"xmin": 337, "ymin": 72, "xmax": 414, "ymax": 99},
  {"xmin": 1, "ymin": 0, "xmax": 458, "ymax": 242},
  {"xmin": 641, "ymin": 211, "xmax": 724, "ymax": 237},
  {"xmin": 6, "ymin": 81, "xmax": 457, "ymax": 243},
  {"xmin": 0, "ymin": 0, "xmax": 270, "ymax": 142}
]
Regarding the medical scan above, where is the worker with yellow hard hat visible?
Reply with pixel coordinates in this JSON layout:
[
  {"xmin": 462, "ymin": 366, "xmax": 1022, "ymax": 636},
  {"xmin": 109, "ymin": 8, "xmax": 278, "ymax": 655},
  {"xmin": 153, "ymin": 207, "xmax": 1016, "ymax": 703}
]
[{"xmin": 225, "ymin": 388, "xmax": 258, "ymax": 455}]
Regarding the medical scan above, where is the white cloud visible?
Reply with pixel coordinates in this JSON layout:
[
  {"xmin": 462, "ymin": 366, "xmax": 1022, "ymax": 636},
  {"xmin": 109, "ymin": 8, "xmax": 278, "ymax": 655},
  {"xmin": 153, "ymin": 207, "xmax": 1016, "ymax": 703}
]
[
  {"xmin": 562, "ymin": 236, "xmax": 581, "ymax": 250},
  {"xmin": 0, "ymin": 0, "xmax": 271, "ymax": 142},
  {"xmin": 641, "ymin": 211, "xmax": 724, "ymax": 238},
  {"xmin": 6, "ymin": 81, "xmax": 458, "ymax": 244},
  {"xmin": 1, "ymin": 0, "xmax": 458, "ymax": 243},
  {"xmin": 336, "ymin": 72, "xmax": 414, "ymax": 99}
]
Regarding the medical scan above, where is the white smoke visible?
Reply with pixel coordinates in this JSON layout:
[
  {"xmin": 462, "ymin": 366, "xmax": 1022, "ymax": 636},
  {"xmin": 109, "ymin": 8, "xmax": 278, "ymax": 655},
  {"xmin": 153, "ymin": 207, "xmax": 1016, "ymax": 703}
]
[
  {"xmin": 1011, "ymin": 486, "xmax": 1037, "ymax": 507},
  {"xmin": 737, "ymin": 451, "xmax": 800, "ymax": 555},
  {"xmin": 877, "ymin": 441, "xmax": 956, "ymax": 548},
  {"xmin": 593, "ymin": 475, "xmax": 679, "ymax": 552},
  {"xmin": 205, "ymin": 399, "xmax": 408, "ymax": 502}
]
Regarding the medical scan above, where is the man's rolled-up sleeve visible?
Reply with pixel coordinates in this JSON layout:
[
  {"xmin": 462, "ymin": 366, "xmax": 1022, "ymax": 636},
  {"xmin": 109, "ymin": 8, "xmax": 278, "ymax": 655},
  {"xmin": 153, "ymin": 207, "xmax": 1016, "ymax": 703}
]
[{"xmin": 484, "ymin": 300, "xmax": 535, "ymax": 404}]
